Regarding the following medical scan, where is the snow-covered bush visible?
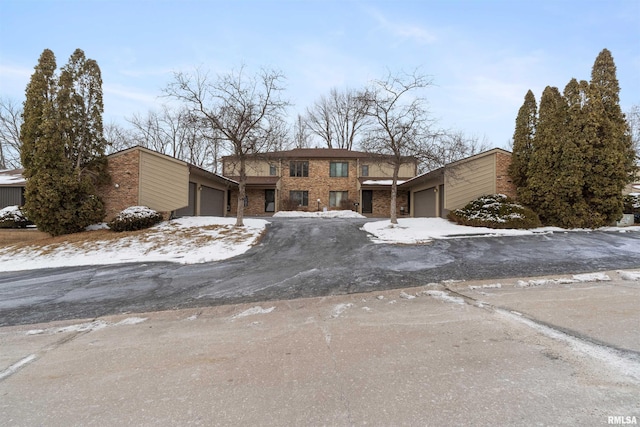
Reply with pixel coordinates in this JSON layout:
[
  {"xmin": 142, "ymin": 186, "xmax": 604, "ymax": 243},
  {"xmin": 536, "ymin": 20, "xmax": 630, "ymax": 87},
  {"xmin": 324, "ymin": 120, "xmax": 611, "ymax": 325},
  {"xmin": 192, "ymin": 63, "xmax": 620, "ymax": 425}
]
[
  {"xmin": 0, "ymin": 205, "xmax": 32, "ymax": 229},
  {"xmin": 107, "ymin": 206, "xmax": 163, "ymax": 232},
  {"xmin": 448, "ymin": 194, "xmax": 541, "ymax": 229}
]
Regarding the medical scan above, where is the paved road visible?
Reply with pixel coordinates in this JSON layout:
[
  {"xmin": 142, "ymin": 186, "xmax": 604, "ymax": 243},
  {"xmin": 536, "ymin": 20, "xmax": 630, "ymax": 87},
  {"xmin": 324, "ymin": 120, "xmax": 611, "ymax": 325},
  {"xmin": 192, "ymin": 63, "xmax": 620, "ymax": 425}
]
[
  {"xmin": 1, "ymin": 218, "xmax": 640, "ymax": 326},
  {"xmin": 2, "ymin": 272, "xmax": 639, "ymax": 425}
]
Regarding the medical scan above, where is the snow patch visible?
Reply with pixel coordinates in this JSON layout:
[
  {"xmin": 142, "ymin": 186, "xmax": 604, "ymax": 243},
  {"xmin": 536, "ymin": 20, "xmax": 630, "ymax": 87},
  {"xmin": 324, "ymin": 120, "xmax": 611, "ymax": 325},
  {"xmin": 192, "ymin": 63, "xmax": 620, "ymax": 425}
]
[
  {"xmin": 618, "ymin": 270, "xmax": 640, "ymax": 281},
  {"xmin": 517, "ymin": 273, "xmax": 611, "ymax": 287},
  {"xmin": 0, "ymin": 354, "xmax": 37, "ymax": 381},
  {"xmin": 497, "ymin": 308, "xmax": 640, "ymax": 383},
  {"xmin": 0, "ymin": 217, "xmax": 269, "ymax": 272},
  {"xmin": 25, "ymin": 317, "xmax": 147, "ymax": 336},
  {"xmin": 331, "ymin": 303, "xmax": 354, "ymax": 318},
  {"xmin": 399, "ymin": 291, "xmax": 416, "ymax": 300},
  {"xmin": 362, "ymin": 218, "xmax": 562, "ymax": 244},
  {"xmin": 232, "ymin": 306, "xmax": 275, "ymax": 318},
  {"xmin": 114, "ymin": 317, "xmax": 147, "ymax": 326},
  {"xmin": 469, "ymin": 283, "xmax": 502, "ymax": 290},
  {"xmin": 273, "ymin": 210, "xmax": 365, "ymax": 218},
  {"xmin": 422, "ymin": 290, "xmax": 466, "ymax": 305}
]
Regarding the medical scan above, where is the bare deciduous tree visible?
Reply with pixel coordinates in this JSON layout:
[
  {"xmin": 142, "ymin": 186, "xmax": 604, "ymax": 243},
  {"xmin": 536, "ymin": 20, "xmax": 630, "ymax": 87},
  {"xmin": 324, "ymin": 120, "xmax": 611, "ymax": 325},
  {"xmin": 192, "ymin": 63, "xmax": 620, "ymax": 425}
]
[
  {"xmin": 0, "ymin": 97, "xmax": 23, "ymax": 169},
  {"xmin": 627, "ymin": 104, "xmax": 640, "ymax": 162},
  {"xmin": 421, "ymin": 130, "xmax": 491, "ymax": 173},
  {"xmin": 292, "ymin": 113, "xmax": 311, "ymax": 149},
  {"xmin": 305, "ymin": 87, "xmax": 370, "ymax": 150},
  {"xmin": 126, "ymin": 105, "xmax": 223, "ymax": 172},
  {"xmin": 104, "ymin": 121, "xmax": 134, "ymax": 154},
  {"xmin": 164, "ymin": 65, "xmax": 289, "ymax": 226},
  {"xmin": 361, "ymin": 70, "xmax": 437, "ymax": 224}
]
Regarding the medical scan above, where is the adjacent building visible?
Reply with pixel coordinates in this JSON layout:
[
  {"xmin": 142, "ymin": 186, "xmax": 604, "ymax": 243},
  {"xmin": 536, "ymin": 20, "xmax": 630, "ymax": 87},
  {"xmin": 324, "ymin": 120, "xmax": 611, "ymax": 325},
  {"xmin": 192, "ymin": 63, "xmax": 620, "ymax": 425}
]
[
  {"xmin": 101, "ymin": 146, "xmax": 237, "ymax": 220},
  {"xmin": 401, "ymin": 148, "xmax": 516, "ymax": 218}
]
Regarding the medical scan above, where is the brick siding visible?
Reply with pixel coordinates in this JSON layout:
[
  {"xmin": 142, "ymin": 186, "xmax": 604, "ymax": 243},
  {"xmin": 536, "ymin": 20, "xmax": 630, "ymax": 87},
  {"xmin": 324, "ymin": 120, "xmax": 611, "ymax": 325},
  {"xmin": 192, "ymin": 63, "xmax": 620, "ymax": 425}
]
[
  {"xmin": 280, "ymin": 159, "xmax": 359, "ymax": 211},
  {"xmin": 495, "ymin": 152, "xmax": 517, "ymax": 199},
  {"xmin": 370, "ymin": 189, "xmax": 409, "ymax": 217},
  {"xmin": 98, "ymin": 150, "xmax": 140, "ymax": 221}
]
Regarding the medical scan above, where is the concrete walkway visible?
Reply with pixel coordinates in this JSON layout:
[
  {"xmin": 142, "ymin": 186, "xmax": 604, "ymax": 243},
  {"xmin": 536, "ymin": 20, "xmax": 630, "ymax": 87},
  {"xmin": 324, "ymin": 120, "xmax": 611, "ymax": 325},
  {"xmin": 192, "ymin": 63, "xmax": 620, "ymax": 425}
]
[{"xmin": 1, "ymin": 270, "xmax": 639, "ymax": 426}]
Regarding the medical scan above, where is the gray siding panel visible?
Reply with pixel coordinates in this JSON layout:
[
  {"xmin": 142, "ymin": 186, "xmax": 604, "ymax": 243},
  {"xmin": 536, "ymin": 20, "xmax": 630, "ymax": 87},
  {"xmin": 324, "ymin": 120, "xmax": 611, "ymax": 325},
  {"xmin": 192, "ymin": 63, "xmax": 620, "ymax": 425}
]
[
  {"xmin": 201, "ymin": 186, "xmax": 224, "ymax": 216},
  {"xmin": 414, "ymin": 188, "xmax": 437, "ymax": 217},
  {"xmin": 0, "ymin": 187, "xmax": 24, "ymax": 209}
]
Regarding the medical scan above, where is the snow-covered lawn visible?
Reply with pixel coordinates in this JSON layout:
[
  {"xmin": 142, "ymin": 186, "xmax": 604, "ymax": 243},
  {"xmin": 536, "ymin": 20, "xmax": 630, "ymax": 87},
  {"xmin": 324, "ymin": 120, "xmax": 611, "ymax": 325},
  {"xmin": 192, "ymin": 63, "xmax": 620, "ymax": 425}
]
[
  {"xmin": 0, "ymin": 217, "xmax": 268, "ymax": 272},
  {"xmin": 362, "ymin": 217, "xmax": 640, "ymax": 244}
]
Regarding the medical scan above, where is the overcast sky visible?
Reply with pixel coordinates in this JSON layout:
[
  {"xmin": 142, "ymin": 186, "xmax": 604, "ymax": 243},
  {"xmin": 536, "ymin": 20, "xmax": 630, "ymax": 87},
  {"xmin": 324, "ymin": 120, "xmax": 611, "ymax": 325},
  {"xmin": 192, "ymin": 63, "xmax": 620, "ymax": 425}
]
[{"xmin": 1, "ymin": 0, "xmax": 638, "ymax": 149}]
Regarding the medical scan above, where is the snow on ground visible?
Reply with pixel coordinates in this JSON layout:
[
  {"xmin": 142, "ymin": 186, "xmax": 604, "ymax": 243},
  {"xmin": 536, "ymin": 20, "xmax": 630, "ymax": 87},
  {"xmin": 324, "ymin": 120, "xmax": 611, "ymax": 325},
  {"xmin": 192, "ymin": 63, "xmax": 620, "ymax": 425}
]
[
  {"xmin": 0, "ymin": 217, "xmax": 268, "ymax": 272},
  {"xmin": 617, "ymin": 270, "xmax": 640, "ymax": 281},
  {"xmin": 232, "ymin": 306, "xmax": 275, "ymax": 319},
  {"xmin": 25, "ymin": 317, "xmax": 147, "ymax": 336},
  {"xmin": 273, "ymin": 210, "xmax": 365, "ymax": 218},
  {"xmin": 362, "ymin": 217, "xmax": 640, "ymax": 244},
  {"xmin": 516, "ymin": 272, "xmax": 611, "ymax": 287}
]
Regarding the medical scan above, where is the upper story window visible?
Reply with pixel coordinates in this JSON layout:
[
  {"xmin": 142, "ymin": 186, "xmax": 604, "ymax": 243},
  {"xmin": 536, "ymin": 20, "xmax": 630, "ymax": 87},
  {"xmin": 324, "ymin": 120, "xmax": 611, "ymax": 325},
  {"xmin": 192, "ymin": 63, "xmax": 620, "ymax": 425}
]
[
  {"xmin": 290, "ymin": 161, "xmax": 308, "ymax": 177},
  {"xmin": 361, "ymin": 165, "xmax": 369, "ymax": 177},
  {"xmin": 330, "ymin": 162, "xmax": 349, "ymax": 177},
  {"xmin": 269, "ymin": 164, "xmax": 277, "ymax": 176}
]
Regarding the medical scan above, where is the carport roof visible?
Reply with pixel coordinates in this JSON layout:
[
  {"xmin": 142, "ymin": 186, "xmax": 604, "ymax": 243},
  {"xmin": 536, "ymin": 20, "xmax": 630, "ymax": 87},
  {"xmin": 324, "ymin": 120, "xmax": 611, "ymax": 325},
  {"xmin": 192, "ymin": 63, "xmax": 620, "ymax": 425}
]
[{"xmin": 189, "ymin": 165, "xmax": 238, "ymax": 187}]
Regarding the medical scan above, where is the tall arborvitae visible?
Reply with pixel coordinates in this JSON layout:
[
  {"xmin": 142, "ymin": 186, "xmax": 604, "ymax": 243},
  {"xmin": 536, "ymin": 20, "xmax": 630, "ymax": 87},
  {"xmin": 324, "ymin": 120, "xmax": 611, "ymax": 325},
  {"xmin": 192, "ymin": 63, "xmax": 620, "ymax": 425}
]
[
  {"xmin": 21, "ymin": 49, "xmax": 107, "ymax": 236},
  {"xmin": 582, "ymin": 49, "xmax": 637, "ymax": 227},
  {"xmin": 508, "ymin": 90, "xmax": 537, "ymax": 206},
  {"xmin": 527, "ymin": 86, "xmax": 565, "ymax": 225},
  {"xmin": 553, "ymin": 78, "xmax": 590, "ymax": 227},
  {"xmin": 20, "ymin": 49, "xmax": 57, "ymax": 175},
  {"xmin": 58, "ymin": 49, "xmax": 109, "ymax": 182}
]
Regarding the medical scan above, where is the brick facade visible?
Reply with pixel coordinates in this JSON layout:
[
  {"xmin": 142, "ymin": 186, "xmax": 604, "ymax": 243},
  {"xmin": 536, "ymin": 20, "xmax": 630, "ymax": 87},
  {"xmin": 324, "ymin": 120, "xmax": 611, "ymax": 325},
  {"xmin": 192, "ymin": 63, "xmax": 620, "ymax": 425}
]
[
  {"xmin": 495, "ymin": 151, "xmax": 517, "ymax": 199},
  {"xmin": 280, "ymin": 159, "xmax": 360, "ymax": 212},
  {"xmin": 370, "ymin": 189, "xmax": 410, "ymax": 217},
  {"xmin": 98, "ymin": 149, "xmax": 140, "ymax": 221}
]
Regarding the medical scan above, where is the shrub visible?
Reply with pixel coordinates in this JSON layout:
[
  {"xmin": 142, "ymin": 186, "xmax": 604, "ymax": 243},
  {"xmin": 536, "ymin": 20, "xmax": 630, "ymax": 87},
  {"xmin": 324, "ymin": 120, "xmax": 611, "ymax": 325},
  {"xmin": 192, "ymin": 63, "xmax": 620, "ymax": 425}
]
[
  {"xmin": 447, "ymin": 194, "xmax": 542, "ymax": 229},
  {"xmin": 107, "ymin": 206, "xmax": 163, "ymax": 232},
  {"xmin": 339, "ymin": 198, "xmax": 357, "ymax": 211},
  {"xmin": 0, "ymin": 205, "xmax": 32, "ymax": 229}
]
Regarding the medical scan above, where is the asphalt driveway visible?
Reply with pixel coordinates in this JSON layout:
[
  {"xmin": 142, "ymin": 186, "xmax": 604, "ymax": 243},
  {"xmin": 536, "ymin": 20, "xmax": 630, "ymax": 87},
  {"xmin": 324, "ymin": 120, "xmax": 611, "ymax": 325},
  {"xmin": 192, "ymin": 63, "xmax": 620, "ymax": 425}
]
[{"xmin": 1, "ymin": 217, "xmax": 640, "ymax": 327}]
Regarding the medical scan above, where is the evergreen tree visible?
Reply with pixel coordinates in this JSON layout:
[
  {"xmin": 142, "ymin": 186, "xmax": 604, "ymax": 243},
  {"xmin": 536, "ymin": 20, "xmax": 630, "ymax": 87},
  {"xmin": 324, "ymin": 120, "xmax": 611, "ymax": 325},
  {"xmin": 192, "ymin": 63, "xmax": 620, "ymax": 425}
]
[
  {"xmin": 58, "ymin": 49, "xmax": 109, "ymax": 182},
  {"xmin": 21, "ymin": 49, "xmax": 107, "ymax": 236},
  {"xmin": 20, "ymin": 49, "xmax": 57, "ymax": 175},
  {"xmin": 582, "ymin": 49, "xmax": 637, "ymax": 227},
  {"xmin": 508, "ymin": 90, "xmax": 537, "ymax": 205},
  {"xmin": 527, "ymin": 86, "xmax": 565, "ymax": 225},
  {"xmin": 553, "ymin": 78, "xmax": 590, "ymax": 227}
]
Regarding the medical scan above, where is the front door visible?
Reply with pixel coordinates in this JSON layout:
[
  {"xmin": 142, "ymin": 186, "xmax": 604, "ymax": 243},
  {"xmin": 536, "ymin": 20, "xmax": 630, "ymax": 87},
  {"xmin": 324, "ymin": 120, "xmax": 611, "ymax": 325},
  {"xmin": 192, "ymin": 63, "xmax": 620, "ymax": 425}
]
[
  {"xmin": 265, "ymin": 189, "xmax": 275, "ymax": 212},
  {"xmin": 362, "ymin": 190, "xmax": 373, "ymax": 214}
]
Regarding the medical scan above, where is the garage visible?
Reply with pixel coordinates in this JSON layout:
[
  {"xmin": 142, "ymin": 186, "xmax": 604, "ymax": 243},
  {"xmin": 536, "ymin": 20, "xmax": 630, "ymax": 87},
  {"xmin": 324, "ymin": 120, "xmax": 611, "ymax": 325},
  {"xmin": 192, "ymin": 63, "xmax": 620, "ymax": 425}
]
[
  {"xmin": 414, "ymin": 187, "xmax": 437, "ymax": 217},
  {"xmin": 201, "ymin": 186, "xmax": 225, "ymax": 216}
]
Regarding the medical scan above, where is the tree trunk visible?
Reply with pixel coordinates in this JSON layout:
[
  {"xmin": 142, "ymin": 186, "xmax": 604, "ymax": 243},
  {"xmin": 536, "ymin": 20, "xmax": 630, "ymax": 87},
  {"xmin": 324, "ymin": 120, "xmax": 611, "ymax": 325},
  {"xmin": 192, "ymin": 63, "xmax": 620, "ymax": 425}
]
[
  {"xmin": 390, "ymin": 162, "xmax": 400, "ymax": 224},
  {"xmin": 236, "ymin": 156, "xmax": 246, "ymax": 227}
]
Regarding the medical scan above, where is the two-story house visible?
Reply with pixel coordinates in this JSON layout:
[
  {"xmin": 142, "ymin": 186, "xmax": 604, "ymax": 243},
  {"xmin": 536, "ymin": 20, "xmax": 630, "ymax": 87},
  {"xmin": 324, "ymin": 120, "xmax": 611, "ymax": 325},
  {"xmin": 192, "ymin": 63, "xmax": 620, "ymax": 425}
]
[{"xmin": 222, "ymin": 148, "xmax": 418, "ymax": 217}]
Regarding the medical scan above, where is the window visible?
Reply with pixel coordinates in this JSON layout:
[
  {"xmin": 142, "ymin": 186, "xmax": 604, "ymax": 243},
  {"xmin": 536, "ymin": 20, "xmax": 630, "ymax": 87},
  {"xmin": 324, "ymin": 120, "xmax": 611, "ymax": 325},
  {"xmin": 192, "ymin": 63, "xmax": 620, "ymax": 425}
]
[
  {"xmin": 329, "ymin": 191, "xmax": 349, "ymax": 208},
  {"xmin": 330, "ymin": 162, "xmax": 349, "ymax": 177},
  {"xmin": 361, "ymin": 165, "xmax": 369, "ymax": 177},
  {"xmin": 290, "ymin": 190, "xmax": 308, "ymax": 207},
  {"xmin": 269, "ymin": 164, "xmax": 277, "ymax": 176},
  {"xmin": 290, "ymin": 161, "xmax": 308, "ymax": 177}
]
